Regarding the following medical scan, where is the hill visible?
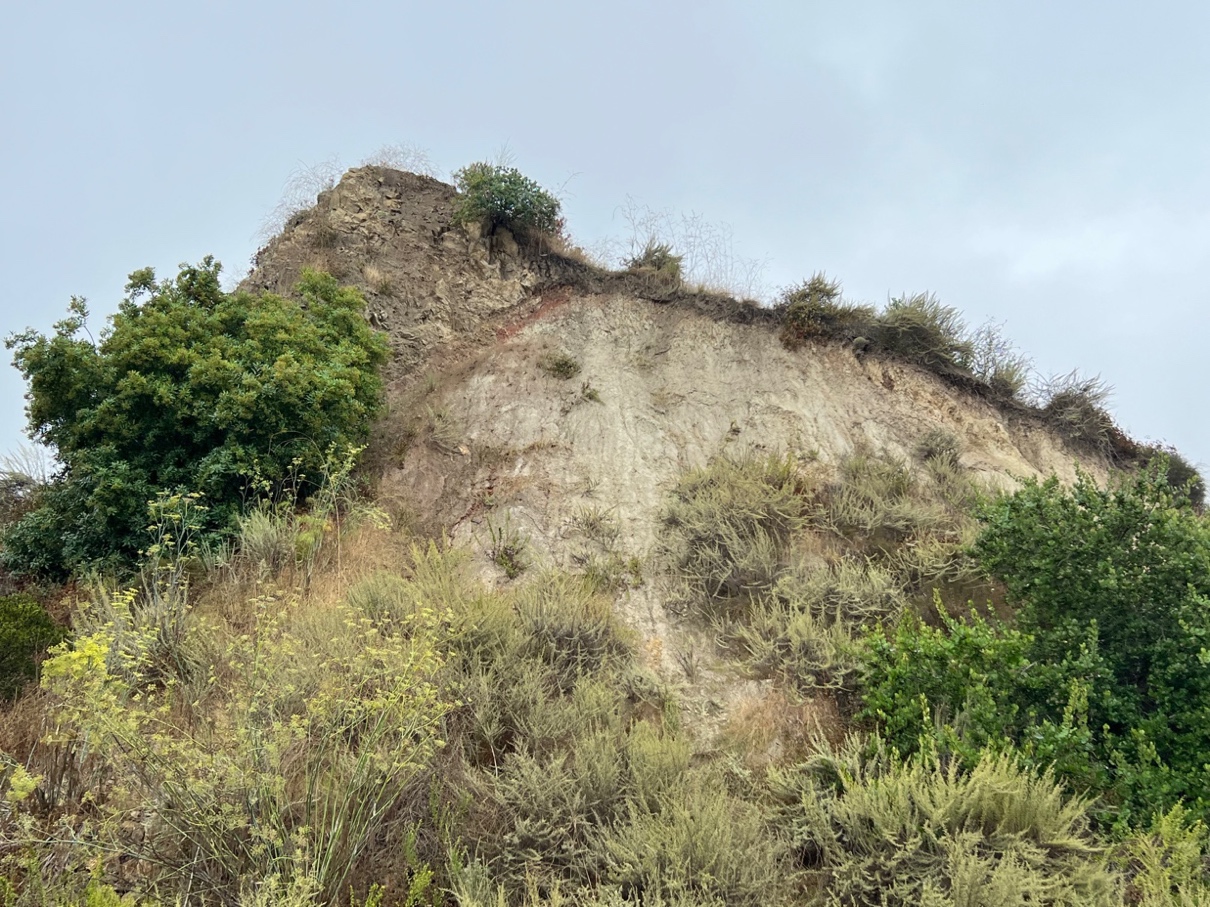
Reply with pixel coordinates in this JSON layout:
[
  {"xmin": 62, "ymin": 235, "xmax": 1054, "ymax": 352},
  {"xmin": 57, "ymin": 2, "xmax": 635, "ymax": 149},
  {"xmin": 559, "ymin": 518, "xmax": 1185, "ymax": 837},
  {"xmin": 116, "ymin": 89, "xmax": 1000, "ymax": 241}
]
[{"xmin": 3, "ymin": 163, "xmax": 1208, "ymax": 907}]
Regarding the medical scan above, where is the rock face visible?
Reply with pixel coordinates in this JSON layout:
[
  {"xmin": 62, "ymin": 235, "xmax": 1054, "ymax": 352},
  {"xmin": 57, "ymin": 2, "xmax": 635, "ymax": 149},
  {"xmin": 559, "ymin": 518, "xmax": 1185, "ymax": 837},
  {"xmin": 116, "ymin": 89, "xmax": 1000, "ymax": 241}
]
[
  {"xmin": 245, "ymin": 166, "xmax": 575, "ymax": 379},
  {"xmin": 247, "ymin": 165, "xmax": 1106, "ymax": 734}
]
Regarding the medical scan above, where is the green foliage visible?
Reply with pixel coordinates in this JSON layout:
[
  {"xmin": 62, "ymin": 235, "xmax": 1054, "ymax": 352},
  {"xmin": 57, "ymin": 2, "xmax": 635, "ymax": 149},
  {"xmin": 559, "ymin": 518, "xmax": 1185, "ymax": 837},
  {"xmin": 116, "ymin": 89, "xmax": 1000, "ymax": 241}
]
[
  {"xmin": 874, "ymin": 292, "xmax": 974, "ymax": 375},
  {"xmin": 769, "ymin": 740, "xmax": 1117, "ymax": 906},
  {"xmin": 661, "ymin": 450, "xmax": 811, "ymax": 614},
  {"xmin": 538, "ymin": 351, "xmax": 582, "ymax": 380},
  {"xmin": 3, "ymin": 260, "xmax": 388, "ymax": 578},
  {"xmin": 1142, "ymin": 445, "xmax": 1206, "ymax": 510},
  {"xmin": 624, "ymin": 240, "xmax": 684, "ymax": 285},
  {"xmin": 0, "ymin": 593, "xmax": 64, "ymax": 699},
  {"xmin": 858, "ymin": 606, "xmax": 1038, "ymax": 766},
  {"xmin": 864, "ymin": 467, "xmax": 1210, "ymax": 829},
  {"xmin": 452, "ymin": 163, "xmax": 563, "ymax": 238},
  {"xmin": 776, "ymin": 274, "xmax": 876, "ymax": 348},
  {"xmin": 1039, "ymin": 371, "xmax": 1116, "ymax": 455},
  {"xmin": 972, "ymin": 466, "xmax": 1210, "ymax": 825}
]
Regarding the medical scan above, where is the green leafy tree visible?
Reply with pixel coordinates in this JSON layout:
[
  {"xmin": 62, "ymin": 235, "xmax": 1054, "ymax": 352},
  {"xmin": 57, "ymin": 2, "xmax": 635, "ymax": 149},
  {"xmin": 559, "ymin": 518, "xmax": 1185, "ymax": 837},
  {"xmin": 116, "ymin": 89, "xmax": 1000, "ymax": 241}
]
[
  {"xmin": 864, "ymin": 466, "xmax": 1210, "ymax": 827},
  {"xmin": 4, "ymin": 258, "xmax": 389, "ymax": 578},
  {"xmin": 0, "ymin": 593, "xmax": 65, "ymax": 698},
  {"xmin": 451, "ymin": 162, "xmax": 562, "ymax": 238}
]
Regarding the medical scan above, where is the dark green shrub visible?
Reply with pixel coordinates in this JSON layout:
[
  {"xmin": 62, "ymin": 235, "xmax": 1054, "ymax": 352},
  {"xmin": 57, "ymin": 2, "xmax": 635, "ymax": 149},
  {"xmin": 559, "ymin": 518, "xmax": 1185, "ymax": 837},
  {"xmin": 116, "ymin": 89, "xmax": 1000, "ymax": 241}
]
[
  {"xmin": 873, "ymin": 292, "xmax": 974, "ymax": 374},
  {"xmin": 4, "ymin": 261, "xmax": 388, "ymax": 578},
  {"xmin": 0, "ymin": 593, "xmax": 65, "ymax": 698},
  {"xmin": 971, "ymin": 466, "xmax": 1210, "ymax": 826},
  {"xmin": 776, "ymin": 274, "xmax": 876, "ymax": 348},
  {"xmin": 859, "ymin": 607, "xmax": 1036, "ymax": 765},
  {"xmin": 452, "ymin": 162, "xmax": 563, "ymax": 238}
]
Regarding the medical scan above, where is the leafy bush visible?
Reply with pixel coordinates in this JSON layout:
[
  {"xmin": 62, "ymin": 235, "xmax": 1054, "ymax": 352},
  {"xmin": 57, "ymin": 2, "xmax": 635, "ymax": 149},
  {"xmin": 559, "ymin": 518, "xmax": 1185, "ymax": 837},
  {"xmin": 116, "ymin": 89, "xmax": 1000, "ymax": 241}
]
[
  {"xmin": 3, "ymin": 261, "xmax": 388, "ymax": 578},
  {"xmin": 770, "ymin": 740, "xmax": 1117, "ymax": 907},
  {"xmin": 452, "ymin": 162, "xmax": 563, "ymax": 238},
  {"xmin": 776, "ymin": 274, "xmax": 876, "ymax": 348},
  {"xmin": 1142, "ymin": 445, "xmax": 1206, "ymax": 510},
  {"xmin": 860, "ymin": 463, "xmax": 1210, "ymax": 829},
  {"xmin": 971, "ymin": 466, "xmax": 1210, "ymax": 826},
  {"xmin": 0, "ymin": 593, "xmax": 64, "ymax": 699},
  {"xmin": 859, "ymin": 607, "xmax": 1037, "ymax": 766}
]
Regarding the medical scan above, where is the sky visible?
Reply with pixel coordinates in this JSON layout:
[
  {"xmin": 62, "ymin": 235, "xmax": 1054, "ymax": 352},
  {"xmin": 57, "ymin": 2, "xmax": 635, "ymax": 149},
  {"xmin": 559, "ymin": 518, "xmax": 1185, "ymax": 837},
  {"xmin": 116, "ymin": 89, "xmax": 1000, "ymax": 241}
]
[{"xmin": 3, "ymin": 0, "xmax": 1207, "ymax": 471}]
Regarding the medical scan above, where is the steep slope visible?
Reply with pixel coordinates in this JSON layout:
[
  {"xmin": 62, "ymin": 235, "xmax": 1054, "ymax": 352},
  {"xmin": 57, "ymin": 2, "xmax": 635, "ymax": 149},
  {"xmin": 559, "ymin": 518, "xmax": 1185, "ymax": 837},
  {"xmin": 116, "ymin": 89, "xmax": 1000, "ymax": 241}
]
[{"xmin": 245, "ymin": 165, "xmax": 1107, "ymax": 735}]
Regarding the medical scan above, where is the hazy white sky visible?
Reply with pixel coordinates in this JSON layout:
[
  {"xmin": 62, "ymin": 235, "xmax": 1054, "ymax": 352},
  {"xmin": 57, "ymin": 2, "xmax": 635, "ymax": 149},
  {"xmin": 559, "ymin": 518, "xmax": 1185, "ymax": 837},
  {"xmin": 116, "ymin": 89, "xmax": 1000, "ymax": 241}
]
[{"xmin": 3, "ymin": 1, "xmax": 1207, "ymax": 469}]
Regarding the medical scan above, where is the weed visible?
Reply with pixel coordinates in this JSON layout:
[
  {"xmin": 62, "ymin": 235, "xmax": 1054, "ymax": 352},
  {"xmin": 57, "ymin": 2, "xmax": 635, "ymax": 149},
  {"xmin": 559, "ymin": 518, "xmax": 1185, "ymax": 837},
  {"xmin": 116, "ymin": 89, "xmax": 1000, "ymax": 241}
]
[
  {"xmin": 968, "ymin": 320, "xmax": 1032, "ymax": 399},
  {"xmin": 580, "ymin": 382, "xmax": 602, "ymax": 404},
  {"xmin": 624, "ymin": 239, "xmax": 684, "ymax": 281},
  {"xmin": 487, "ymin": 515, "xmax": 528, "ymax": 579},
  {"xmin": 776, "ymin": 274, "xmax": 876, "ymax": 348},
  {"xmin": 538, "ymin": 351, "xmax": 582, "ymax": 380},
  {"xmin": 914, "ymin": 428, "xmax": 961, "ymax": 466},
  {"xmin": 874, "ymin": 292, "xmax": 974, "ymax": 375},
  {"xmin": 571, "ymin": 505, "xmax": 619, "ymax": 549},
  {"xmin": 662, "ymin": 450, "xmax": 812, "ymax": 615},
  {"xmin": 1038, "ymin": 370, "xmax": 1116, "ymax": 454}
]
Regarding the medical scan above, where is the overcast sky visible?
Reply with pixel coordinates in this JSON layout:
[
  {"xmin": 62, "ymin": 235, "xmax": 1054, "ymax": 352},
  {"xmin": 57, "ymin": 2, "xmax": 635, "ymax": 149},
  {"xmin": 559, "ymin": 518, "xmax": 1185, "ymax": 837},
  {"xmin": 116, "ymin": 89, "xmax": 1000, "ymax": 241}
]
[{"xmin": 3, "ymin": 1, "xmax": 1207, "ymax": 471}]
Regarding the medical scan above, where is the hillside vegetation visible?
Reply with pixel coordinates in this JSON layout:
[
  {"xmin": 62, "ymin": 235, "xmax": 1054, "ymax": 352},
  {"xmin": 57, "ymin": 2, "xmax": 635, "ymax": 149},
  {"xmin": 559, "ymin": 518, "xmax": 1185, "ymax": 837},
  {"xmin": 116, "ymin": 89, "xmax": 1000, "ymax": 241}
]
[{"xmin": 1, "ymin": 161, "xmax": 1208, "ymax": 907}]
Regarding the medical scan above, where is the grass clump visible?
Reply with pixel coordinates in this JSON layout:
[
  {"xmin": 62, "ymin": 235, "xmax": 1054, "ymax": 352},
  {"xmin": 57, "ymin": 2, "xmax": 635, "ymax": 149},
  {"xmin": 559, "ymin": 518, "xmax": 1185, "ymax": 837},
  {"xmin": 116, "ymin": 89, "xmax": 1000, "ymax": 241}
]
[
  {"xmin": 776, "ymin": 273, "xmax": 876, "ymax": 349},
  {"xmin": 873, "ymin": 292, "xmax": 974, "ymax": 375},
  {"xmin": 624, "ymin": 239, "xmax": 684, "ymax": 289},
  {"xmin": 731, "ymin": 561, "xmax": 906, "ymax": 691},
  {"xmin": 1038, "ymin": 370, "xmax": 1116, "ymax": 455},
  {"xmin": 969, "ymin": 320, "xmax": 1033, "ymax": 400},
  {"xmin": 770, "ymin": 740, "xmax": 1118, "ymax": 906},
  {"xmin": 487, "ymin": 514, "xmax": 529, "ymax": 579},
  {"xmin": 661, "ymin": 450, "xmax": 812, "ymax": 614},
  {"xmin": 539, "ymin": 351, "xmax": 582, "ymax": 380}
]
